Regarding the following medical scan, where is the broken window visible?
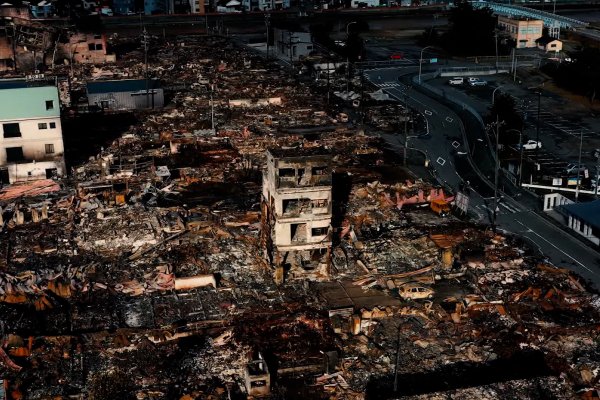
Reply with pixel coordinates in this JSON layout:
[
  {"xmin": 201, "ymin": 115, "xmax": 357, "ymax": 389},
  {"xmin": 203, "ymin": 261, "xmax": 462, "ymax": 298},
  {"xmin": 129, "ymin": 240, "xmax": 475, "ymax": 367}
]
[
  {"xmin": 6, "ymin": 147, "xmax": 24, "ymax": 162},
  {"xmin": 45, "ymin": 144, "xmax": 55, "ymax": 154},
  {"xmin": 282, "ymin": 199, "xmax": 299, "ymax": 214},
  {"xmin": 291, "ymin": 223, "xmax": 307, "ymax": 242},
  {"xmin": 279, "ymin": 168, "xmax": 295, "ymax": 177},
  {"xmin": 312, "ymin": 166, "xmax": 327, "ymax": 175},
  {"xmin": 311, "ymin": 227, "xmax": 327, "ymax": 237},
  {"xmin": 38, "ymin": 123, "xmax": 48, "ymax": 130},
  {"xmin": 3, "ymin": 123, "xmax": 21, "ymax": 138},
  {"xmin": 311, "ymin": 199, "xmax": 328, "ymax": 208}
]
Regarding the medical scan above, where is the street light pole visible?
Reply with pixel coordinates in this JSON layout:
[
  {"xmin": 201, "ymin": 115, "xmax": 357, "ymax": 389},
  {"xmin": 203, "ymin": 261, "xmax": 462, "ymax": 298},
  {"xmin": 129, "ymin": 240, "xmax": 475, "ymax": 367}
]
[
  {"xmin": 346, "ymin": 21, "xmax": 357, "ymax": 96},
  {"xmin": 418, "ymin": 45, "xmax": 432, "ymax": 84}
]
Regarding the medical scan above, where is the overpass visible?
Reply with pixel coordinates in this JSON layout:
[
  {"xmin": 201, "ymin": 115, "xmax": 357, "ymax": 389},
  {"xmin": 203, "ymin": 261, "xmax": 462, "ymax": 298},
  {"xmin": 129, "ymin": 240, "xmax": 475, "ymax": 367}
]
[{"xmin": 471, "ymin": 1, "xmax": 588, "ymax": 37}]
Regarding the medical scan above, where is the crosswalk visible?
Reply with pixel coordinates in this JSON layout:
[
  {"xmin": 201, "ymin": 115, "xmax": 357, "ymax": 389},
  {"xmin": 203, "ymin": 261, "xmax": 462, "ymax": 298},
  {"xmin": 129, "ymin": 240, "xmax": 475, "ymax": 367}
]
[
  {"xmin": 475, "ymin": 200, "xmax": 522, "ymax": 216},
  {"xmin": 373, "ymin": 82, "xmax": 402, "ymax": 88}
]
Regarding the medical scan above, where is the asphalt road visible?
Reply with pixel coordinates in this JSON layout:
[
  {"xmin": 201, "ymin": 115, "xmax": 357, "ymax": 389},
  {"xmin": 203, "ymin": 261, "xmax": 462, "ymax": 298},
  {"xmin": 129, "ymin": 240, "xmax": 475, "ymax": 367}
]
[{"xmin": 363, "ymin": 67, "xmax": 600, "ymax": 289}]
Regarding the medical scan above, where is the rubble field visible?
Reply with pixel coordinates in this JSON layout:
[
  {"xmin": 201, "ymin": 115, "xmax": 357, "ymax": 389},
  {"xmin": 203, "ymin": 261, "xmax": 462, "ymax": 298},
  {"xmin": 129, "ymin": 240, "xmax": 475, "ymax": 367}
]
[{"xmin": 0, "ymin": 34, "xmax": 599, "ymax": 400}]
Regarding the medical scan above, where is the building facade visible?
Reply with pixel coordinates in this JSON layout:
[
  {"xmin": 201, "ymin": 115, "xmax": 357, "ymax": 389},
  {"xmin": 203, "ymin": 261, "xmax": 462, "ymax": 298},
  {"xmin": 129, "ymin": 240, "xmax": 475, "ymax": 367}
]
[
  {"xmin": 498, "ymin": 16, "xmax": 544, "ymax": 48},
  {"xmin": 273, "ymin": 29, "xmax": 313, "ymax": 62},
  {"xmin": 261, "ymin": 148, "xmax": 332, "ymax": 283},
  {"xmin": 560, "ymin": 200, "xmax": 600, "ymax": 246},
  {"xmin": 0, "ymin": 80, "xmax": 65, "ymax": 184}
]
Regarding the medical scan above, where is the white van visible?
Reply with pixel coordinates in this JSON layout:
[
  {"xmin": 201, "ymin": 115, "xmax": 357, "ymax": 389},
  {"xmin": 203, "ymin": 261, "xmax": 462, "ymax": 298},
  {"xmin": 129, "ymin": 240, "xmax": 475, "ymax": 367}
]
[{"xmin": 448, "ymin": 77, "xmax": 464, "ymax": 85}]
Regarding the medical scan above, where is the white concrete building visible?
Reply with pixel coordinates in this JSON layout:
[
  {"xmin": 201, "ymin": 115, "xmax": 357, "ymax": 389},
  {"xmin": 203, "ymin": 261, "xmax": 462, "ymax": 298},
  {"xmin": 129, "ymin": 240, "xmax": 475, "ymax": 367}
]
[
  {"xmin": 0, "ymin": 79, "xmax": 65, "ymax": 184},
  {"xmin": 273, "ymin": 29, "xmax": 313, "ymax": 62},
  {"xmin": 261, "ymin": 148, "xmax": 332, "ymax": 283}
]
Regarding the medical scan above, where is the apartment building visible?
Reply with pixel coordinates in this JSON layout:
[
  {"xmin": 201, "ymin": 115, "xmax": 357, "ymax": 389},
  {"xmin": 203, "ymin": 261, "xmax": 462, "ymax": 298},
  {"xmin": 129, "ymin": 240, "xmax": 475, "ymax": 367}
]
[
  {"xmin": 261, "ymin": 148, "xmax": 332, "ymax": 283},
  {"xmin": 498, "ymin": 16, "xmax": 544, "ymax": 48},
  {"xmin": 0, "ymin": 79, "xmax": 65, "ymax": 184}
]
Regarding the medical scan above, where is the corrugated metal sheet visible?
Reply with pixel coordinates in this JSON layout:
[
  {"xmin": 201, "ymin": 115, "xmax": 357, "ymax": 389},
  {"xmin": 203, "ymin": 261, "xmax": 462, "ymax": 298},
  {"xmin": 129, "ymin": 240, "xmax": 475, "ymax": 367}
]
[
  {"xmin": 86, "ymin": 79, "xmax": 161, "ymax": 94},
  {"xmin": 87, "ymin": 89, "xmax": 164, "ymax": 110}
]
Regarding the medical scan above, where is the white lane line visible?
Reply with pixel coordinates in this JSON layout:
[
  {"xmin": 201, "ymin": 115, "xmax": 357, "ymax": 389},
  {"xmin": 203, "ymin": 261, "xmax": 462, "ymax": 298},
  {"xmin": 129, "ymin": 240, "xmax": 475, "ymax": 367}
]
[{"xmin": 513, "ymin": 219, "xmax": 595, "ymax": 274}]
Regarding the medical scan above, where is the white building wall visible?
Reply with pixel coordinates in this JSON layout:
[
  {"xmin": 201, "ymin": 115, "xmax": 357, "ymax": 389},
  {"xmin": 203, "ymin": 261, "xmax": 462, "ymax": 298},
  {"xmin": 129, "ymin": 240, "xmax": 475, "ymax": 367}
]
[{"xmin": 0, "ymin": 117, "xmax": 65, "ymax": 183}]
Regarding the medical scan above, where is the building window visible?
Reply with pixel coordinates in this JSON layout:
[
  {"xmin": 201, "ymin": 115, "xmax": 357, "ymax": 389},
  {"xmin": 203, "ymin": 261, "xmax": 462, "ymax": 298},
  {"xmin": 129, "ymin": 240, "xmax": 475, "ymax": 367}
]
[
  {"xmin": 3, "ymin": 123, "xmax": 21, "ymax": 138},
  {"xmin": 38, "ymin": 122, "xmax": 48, "ymax": 130},
  {"xmin": 45, "ymin": 100, "xmax": 54, "ymax": 110},
  {"xmin": 94, "ymin": 34, "xmax": 102, "ymax": 39},
  {"xmin": 311, "ymin": 227, "xmax": 328, "ymax": 236},
  {"xmin": 6, "ymin": 147, "xmax": 24, "ymax": 162},
  {"xmin": 550, "ymin": 44, "xmax": 556, "ymax": 48},
  {"xmin": 88, "ymin": 43, "xmax": 103, "ymax": 51},
  {"xmin": 49, "ymin": 122, "xmax": 56, "ymax": 129},
  {"xmin": 45, "ymin": 144, "xmax": 55, "ymax": 154}
]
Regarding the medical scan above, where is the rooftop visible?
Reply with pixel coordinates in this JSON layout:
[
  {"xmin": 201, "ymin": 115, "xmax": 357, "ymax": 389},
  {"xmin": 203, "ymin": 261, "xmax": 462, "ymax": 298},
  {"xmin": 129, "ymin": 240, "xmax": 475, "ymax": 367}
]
[
  {"xmin": 86, "ymin": 78, "xmax": 161, "ymax": 94},
  {"xmin": 560, "ymin": 199, "xmax": 600, "ymax": 230}
]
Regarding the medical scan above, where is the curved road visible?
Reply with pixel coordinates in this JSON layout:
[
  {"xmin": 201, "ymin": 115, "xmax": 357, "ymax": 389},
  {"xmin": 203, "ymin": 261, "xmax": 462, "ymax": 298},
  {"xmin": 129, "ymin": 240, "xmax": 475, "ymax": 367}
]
[{"xmin": 364, "ymin": 67, "xmax": 600, "ymax": 289}]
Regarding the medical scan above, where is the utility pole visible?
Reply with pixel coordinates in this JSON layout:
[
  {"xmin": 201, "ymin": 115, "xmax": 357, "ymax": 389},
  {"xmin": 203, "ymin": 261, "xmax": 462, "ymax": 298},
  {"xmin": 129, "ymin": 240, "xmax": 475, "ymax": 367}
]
[
  {"xmin": 265, "ymin": 13, "xmax": 270, "ymax": 59},
  {"xmin": 575, "ymin": 129, "xmax": 583, "ymax": 202},
  {"xmin": 143, "ymin": 28, "xmax": 150, "ymax": 109},
  {"xmin": 536, "ymin": 91, "xmax": 541, "ymax": 158},
  {"xmin": 210, "ymin": 87, "xmax": 215, "ymax": 131},
  {"xmin": 494, "ymin": 30, "xmax": 499, "ymax": 73},
  {"xmin": 493, "ymin": 118, "xmax": 500, "ymax": 231},
  {"xmin": 346, "ymin": 21, "xmax": 357, "ymax": 96}
]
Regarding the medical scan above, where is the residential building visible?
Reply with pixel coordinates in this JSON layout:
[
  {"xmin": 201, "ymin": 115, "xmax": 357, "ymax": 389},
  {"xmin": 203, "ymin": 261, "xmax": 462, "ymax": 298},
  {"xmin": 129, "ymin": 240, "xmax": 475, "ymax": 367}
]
[
  {"xmin": 86, "ymin": 79, "xmax": 164, "ymax": 110},
  {"xmin": 536, "ymin": 36, "xmax": 562, "ymax": 53},
  {"xmin": 498, "ymin": 16, "xmax": 544, "ymax": 48},
  {"xmin": 261, "ymin": 148, "xmax": 332, "ymax": 283},
  {"xmin": 559, "ymin": 200, "xmax": 600, "ymax": 246},
  {"xmin": 59, "ymin": 32, "xmax": 116, "ymax": 64},
  {"xmin": 351, "ymin": 0, "xmax": 380, "ymax": 7},
  {"xmin": 273, "ymin": 28, "xmax": 313, "ymax": 62},
  {"xmin": 241, "ymin": 0, "xmax": 289, "ymax": 11},
  {"xmin": 189, "ymin": 0, "xmax": 205, "ymax": 13},
  {"xmin": 0, "ymin": 79, "xmax": 65, "ymax": 184}
]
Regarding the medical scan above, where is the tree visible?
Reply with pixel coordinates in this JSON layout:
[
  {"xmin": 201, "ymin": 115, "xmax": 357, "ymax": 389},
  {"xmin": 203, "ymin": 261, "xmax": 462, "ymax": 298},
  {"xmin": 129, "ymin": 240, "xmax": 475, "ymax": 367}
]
[
  {"xmin": 487, "ymin": 93, "xmax": 523, "ymax": 145},
  {"xmin": 443, "ymin": 1, "xmax": 497, "ymax": 56}
]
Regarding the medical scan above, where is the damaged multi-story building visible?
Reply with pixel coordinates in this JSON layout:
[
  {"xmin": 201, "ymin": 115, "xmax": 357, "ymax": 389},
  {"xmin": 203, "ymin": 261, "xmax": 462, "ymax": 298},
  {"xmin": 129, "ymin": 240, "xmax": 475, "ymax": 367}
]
[
  {"xmin": 261, "ymin": 148, "xmax": 332, "ymax": 283},
  {"xmin": 0, "ymin": 78, "xmax": 65, "ymax": 183}
]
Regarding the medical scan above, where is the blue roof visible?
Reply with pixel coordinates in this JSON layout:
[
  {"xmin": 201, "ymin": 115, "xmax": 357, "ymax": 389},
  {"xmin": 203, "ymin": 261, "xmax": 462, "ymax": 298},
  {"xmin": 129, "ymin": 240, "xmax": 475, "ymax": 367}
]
[
  {"xmin": 86, "ymin": 79, "xmax": 161, "ymax": 94},
  {"xmin": 561, "ymin": 199, "xmax": 600, "ymax": 230}
]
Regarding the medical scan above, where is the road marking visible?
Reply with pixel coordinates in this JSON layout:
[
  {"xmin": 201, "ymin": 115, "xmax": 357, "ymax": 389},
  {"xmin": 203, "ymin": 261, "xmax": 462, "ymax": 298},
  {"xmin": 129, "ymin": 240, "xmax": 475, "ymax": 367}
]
[
  {"xmin": 436, "ymin": 157, "xmax": 446, "ymax": 166},
  {"xmin": 446, "ymin": 117, "xmax": 453, "ymax": 123},
  {"xmin": 451, "ymin": 141, "xmax": 460, "ymax": 149},
  {"xmin": 513, "ymin": 219, "xmax": 594, "ymax": 274},
  {"xmin": 424, "ymin": 110, "xmax": 433, "ymax": 116}
]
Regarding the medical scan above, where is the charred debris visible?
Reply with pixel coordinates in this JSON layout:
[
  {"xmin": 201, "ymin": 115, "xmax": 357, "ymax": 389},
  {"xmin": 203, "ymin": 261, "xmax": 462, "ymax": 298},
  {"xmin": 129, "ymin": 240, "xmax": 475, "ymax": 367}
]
[{"xmin": 0, "ymin": 35, "xmax": 599, "ymax": 400}]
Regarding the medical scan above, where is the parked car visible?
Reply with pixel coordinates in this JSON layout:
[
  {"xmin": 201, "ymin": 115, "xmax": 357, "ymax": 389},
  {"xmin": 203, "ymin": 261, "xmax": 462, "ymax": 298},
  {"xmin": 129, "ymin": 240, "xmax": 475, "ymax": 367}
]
[
  {"xmin": 565, "ymin": 163, "xmax": 587, "ymax": 175},
  {"xmin": 390, "ymin": 53, "xmax": 404, "ymax": 60},
  {"xmin": 448, "ymin": 77, "xmax": 464, "ymax": 85},
  {"xmin": 467, "ymin": 77, "xmax": 487, "ymax": 86},
  {"xmin": 398, "ymin": 283, "xmax": 434, "ymax": 300},
  {"xmin": 520, "ymin": 140, "xmax": 542, "ymax": 150}
]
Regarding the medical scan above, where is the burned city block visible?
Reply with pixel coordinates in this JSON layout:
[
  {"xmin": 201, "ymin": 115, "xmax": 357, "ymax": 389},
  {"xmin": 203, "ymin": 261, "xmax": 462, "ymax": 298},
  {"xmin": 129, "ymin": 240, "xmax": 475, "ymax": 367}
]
[{"xmin": 0, "ymin": 15, "xmax": 599, "ymax": 400}]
